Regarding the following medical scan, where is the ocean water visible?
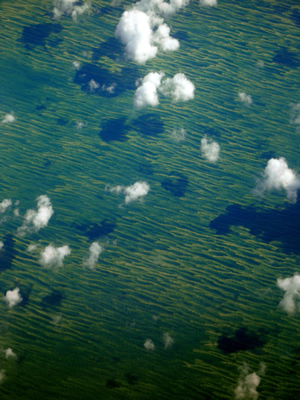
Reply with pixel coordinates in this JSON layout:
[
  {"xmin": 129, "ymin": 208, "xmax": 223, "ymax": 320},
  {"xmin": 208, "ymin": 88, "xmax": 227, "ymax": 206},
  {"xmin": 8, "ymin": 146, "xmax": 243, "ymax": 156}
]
[{"xmin": 0, "ymin": 0, "xmax": 299, "ymax": 399}]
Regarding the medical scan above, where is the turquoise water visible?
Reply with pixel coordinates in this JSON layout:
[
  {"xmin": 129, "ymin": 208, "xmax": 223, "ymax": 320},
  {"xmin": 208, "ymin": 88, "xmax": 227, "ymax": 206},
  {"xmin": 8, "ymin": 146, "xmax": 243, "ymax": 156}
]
[{"xmin": 0, "ymin": 0, "xmax": 299, "ymax": 398}]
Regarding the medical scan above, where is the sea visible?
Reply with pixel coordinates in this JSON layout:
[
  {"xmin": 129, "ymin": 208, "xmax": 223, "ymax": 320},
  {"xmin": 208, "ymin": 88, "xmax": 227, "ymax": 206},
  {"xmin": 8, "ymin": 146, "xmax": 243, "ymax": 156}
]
[{"xmin": 0, "ymin": 0, "xmax": 299, "ymax": 399}]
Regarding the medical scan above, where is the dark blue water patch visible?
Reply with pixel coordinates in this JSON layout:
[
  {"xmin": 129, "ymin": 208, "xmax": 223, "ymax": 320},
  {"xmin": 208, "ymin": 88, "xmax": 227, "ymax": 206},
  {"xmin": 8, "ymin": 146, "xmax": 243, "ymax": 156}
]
[
  {"xmin": 20, "ymin": 23, "xmax": 63, "ymax": 49},
  {"xmin": 99, "ymin": 117, "xmax": 128, "ymax": 142},
  {"xmin": 73, "ymin": 64, "xmax": 138, "ymax": 98},
  {"xmin": 217, "ymin": 327, "xmax": 266, "ymax": 354},
  {"xmin": 41, "ymin": 289, "xmax": 64, "ymax": 310},
  {"xmin": 105, "ymin": 378, "xmax": 122, "ymax": 389},
  {"xmin": 56, "ymin": 118, "xmax": 68, "ymax": 126},
  {"xmin": 260, "ymin": 150, "xmax": 277, "ymax": 160},
  {"xmin": 273, "ymin": 47, "xmax": 300, "ymax": 68},
  {"xmin": 92, "ymin": 37, "xmax": 124, "ymax": 61},
  {"xmin": 18, "ymin": 284, "xmax": 32, "ymax": 307},
  {"xmin": 161, "ymin": 171, "xmax": 189, "ymax": 198},
  {"xmin": 209, "ymin": 200, "xmax": 300, "ymax": 254},
  {"xmin": 0, "ymin": 234, "xmax": 15, "ymax": 273},
  {"xmin": 291, "ymin": 9, "xmax": 300, "ymax": 27},
  {"xmin": 131, "ymin": 113, "xmax": 164, "ymax": 137},
  {"xmin": 136, "ymin": 160, "xmax": 154, "ymax": 176},
  {"xmin": 74, "ymin": 218, "xmax": 117, "ymax": 240},
  {"xmin": 124, "ymin": 373, "xmax": 139, "ymax": 385}
]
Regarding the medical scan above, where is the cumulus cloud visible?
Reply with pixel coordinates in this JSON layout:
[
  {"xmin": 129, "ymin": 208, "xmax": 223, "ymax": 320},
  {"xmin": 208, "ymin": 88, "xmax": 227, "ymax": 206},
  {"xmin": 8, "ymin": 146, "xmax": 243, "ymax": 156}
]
[
  {"xmin": 17, "ymin": 195, "xmax": 54, "ymax": 236},
  {"xmin": 171, "ymin": 127, "xmax": 186, "ymax": 142},
  {"xmin": 39, "ymin": 244, "xmax": 71, "ymax": 268},
  {"xmin": 0, "ymin": 199, "xmax": 12, "ymax": 214},
  {"xmin": 4, "ymin": 348, "xmax": 17, "ymax": 360},
  {"xmin": 200, "ymin": 0, "xmax": 217, "ymax": 6},
  {"xmin": 134, "ymin": 72, "xmax": 194, "ymax": 108},
  {"xmin": 290, "ymin": 102, "xmax": 300, "ymax": 132},
  {"xmin": 3, "ymin": 288, "xmax": 22, "ymax": 308},
  {"xmin": 83, "ymin": 242, "xmax": 103, "ymax": 269},
  {"xmin": 277, "ymin": 274, "xmax": 300, "ymax": 315},
  {"xmin": 238, "ymin": 92, "xmax": 253, "ymax": 106},
  {"xmin": 234, "ymin": 363, "xmax": 265, "ymax": 400},
  {"xmin": 163, "ymin": 332, "xmax": 174, "ymax": 349},
  {"xmin": 0, "ymin": 242, "xmax": 3, "ymax": 250},
  {"xmin": 134, "ymin": 72, "xmax": 164, "ymax": 108},
  {"xmin": 1, "ymin": 113, "xmax": 15, "ymax": 124},
  {"xmin": 159, "ymin": 73, "xmax": 195, "ymax": 102},
  {"xmin": 253, "ymin": 157, "xmax": 300, "ymax": 203},
  {"xmin": 0, "ymin": 370, "xmax": 5, "ymax": 384},
  {"xmin": 144, "ymin": 338, "xmax": 155, "ymax": 350},
  {"xmin": 115, "ymin": 2, "xmax": 180, "ymax": 64},
  {"xmin": 201, "ymin": 135, "xmax": 220, "ymax": 162},
  {"xmin": 53, "ymin": 0, "xmax": 90, "ymax": 21},
  {"xmin": 107, "ymin": 181, "xmax": 150, "ymax": 205}
]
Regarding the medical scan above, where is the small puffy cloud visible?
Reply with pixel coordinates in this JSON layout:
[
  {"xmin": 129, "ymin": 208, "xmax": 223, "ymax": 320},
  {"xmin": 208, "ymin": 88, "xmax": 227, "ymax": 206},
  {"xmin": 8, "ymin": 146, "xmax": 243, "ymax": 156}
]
[
  {"xmin": 72, "ymin": 61, "xmax": 81, "ymax": 70},
  {"xmin": 290, "ymin": 102, "xmax": 300, "ymax": 132},
  {"xmin": 4, "ymin": 348, "xmax": 17, "ymax": 360},
  {"xmin": 134, "ymin": 72, "xmax": 195, "ymax": 108},
  {"xmin": 115, "ymin": 7, "xmax": 179, "ymax": 64},
  {"xmin": 107, "ymin": 181, "xmax": 150, "ymax": 205},
  {"xmin": 159, "ymin": 73, "xmax": 195, "ymax": 102},
  {"xmin": 201, "ymin": 135, "xmax": 220, "ymax": 162},
  {"xmin": 0, "ymin": 199, "xmax": 12, "ymax": 214},
  {"xmin": 136, "ymin": 0, "xmax": 190, "ymax": 18},
  {"xmin": 0, "ymin": 370, "xmax": 5, "ymax": 384},
  {"xmin": 83, "ymin": 242, "xmax": 103, "ymax": 269},
  {"xmin": 1, "ymin": 113, "xmax": 15, "ymax": 124},
  {"xmin": 3, "ymin": 288, "xmax": 22, "ymax": 308},
  {"xmin": 277, "ymin": 274, "xmax": 300, "ymax": 315},
  {"xmin": 238, "ymin": 92, "xmax": 253, "ymax": 106},
  {"xmin": 53, "ymin": 0, "xmax": 90, "ymax": 21},
  {"xmin": 17, "ymin": 195, "xmax": 54, "ymax": 236},
  {"xmin": 0, "ymin": 242, "xmax": 3, "ymax": 250},
  {"xmin": 200, "ymin": 0, "xmax": 217, "ymax": 6},
  {"xmin": 163, "ymin": 332, "xmax": 174, "ymax": 349},
  {"xmin": 39, "ymin": 244, "xmax": 71, "ymax": 268},
  {"xmin": 253, "ymin": 157, "xmax": 300, "ymax": 203},
  {"xmin": 144, "ymin": 338, "xmax": 155, "ymax": 350},
  {"xmin": 134, "ymin": 72, "xmax": 164, "ymax": 109},
  {"xmin": 234, "ymin": 363, "xmax": 265, "ymax": 400},
  {"xmin": 171, "ymin": 127, "xmax": 186, "ymax": 142}
]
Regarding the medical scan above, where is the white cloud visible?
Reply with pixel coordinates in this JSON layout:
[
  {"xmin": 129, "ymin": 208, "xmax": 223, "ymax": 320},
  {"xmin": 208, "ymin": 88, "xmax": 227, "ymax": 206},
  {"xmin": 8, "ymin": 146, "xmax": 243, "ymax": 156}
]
[
  {"xmin": 1, "ymin": 113, "xmax": 15, "ymax": 124},
  {"xmin": 83, "ymin": 242, "xmax": 103, "ymax": 269},
  {"xmin": 0, "ymin": 370, "xmax": 5, "ymax": 384},
  {"xmin": 136, "ymin": 0, "xmax": 190, "ymax": 18},
  {"xmin": 200, "ymin": 0, "xmax": 217, "ymax": 6},
  {"xmin": 238, "ymin": 92, "xmax": 253, "ymax": 106},
  {"xmin": 53, "ymin": 0, "xmax": 90, "ymax": 21},
  {"xmin": 290, "ymin": 102, "xmax": 300, "ymax": 132},
  {"xmin": 144, "ymin": 338, "xmax": 155, "ymax": 350},
  {"xmin": 106, "ymin": 181, "xmax": 150, "ymax": 205},
  {"xmin": 115, "ymin": 4, "xmax": 180, "ymax": 64},
  {"xmin": 134, "ymin": 72, "xmax": 164, "ymax": 109},
  {"xmin": 171, "ymin": 127, "xmax": 186, "ymax": 142},
  {"xmin": 234, "ymin": 363, "xmax": 265, "ymax": 400},
  {"xmin": 159, "ymin": 73, "xmax": 195, "ymax": 102},
  {"xmin": 4, "ymin": 348, "xmax": 17, "ymax": 360},
  {"xmin": 0, "ymin": 199, "xmax": 12, "ymax": 214},
  {"xmin": 253, "ymin": 157, "xmax": 300, "ymax": 203},
  {"xmin": 163, "ymin": 332, "xmax": 174, "ymax": 349},
  {"xmin": 277, "ymin": 274, "xmax": 300, "ymax": 315},
  {"xmin": 39, "ymin": 244, "xmax": 71, "ymax": 268},
  {"xmin": 3, "ymin": 288, "xmax": 22, "ymax": 308},
  {"xmin": 0, "ymin": 242, "xmax": 3, "ymax": 250},
  {"xmin": 17, "ymin": 195, "xmax": 54, "ymax": 236},
  {"xmin": 134, "ymin": 72, "xmax": 194, "ymax": 108},
  {"xmin": 201, "ymin": 135, "xmax": 220, "ymax": 162}
]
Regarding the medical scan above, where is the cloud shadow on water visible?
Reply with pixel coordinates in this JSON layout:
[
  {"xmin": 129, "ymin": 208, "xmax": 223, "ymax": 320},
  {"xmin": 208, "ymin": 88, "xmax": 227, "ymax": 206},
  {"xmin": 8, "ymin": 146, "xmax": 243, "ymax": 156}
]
[
  {"xmin": 20, "ymin": 23, "xmax": 63, "ymax": 49},
  {"xmin": 161, "ymin": 171, "xmax": 189, "ymax": 197},
  {"xmin": 41, "ymin": 289, "xmax": 64, "ymax": 310},
  {"xmin": 209, "ymin": 200, "xmax": 300, "ymax": 254},
  {"xmin": 218, "ymin": 327, "xmax": 266, "ymax": 354},
  {"xmin": 74, "ymin": 218, "xmax": 117, "ymax": 241},
  {"xmin": 92, "ymin": 37, "xmax": 124, "ymax": 62},
  {"xmin": 273, "ymin": 47, "xmax": 300, "ymax": 68},
  {"xmin": 0, "ymin": 234, "xmax": 15, "ymax": 273},
  {"xmin": 131, "ymin": 113, "xmax": 164, "ymax": 137},
  {"xmin": 99, "ymin": 117, "xmax": 128, "ymax": 142}
]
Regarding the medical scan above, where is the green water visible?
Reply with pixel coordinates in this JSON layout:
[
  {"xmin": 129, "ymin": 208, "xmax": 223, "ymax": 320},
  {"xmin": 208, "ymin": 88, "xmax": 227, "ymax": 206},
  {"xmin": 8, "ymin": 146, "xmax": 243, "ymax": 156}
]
[{"xmin": 0, "ymin": 0, "xmax": 299, "ymax": 399}]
